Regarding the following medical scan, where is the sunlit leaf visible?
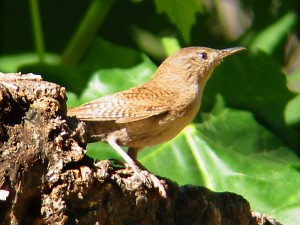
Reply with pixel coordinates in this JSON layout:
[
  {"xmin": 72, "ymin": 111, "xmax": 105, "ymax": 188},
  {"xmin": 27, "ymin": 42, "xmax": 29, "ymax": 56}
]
[
  {"xmin": 285, "ymin": 94, "xmax": 300, "ymax": 125},
  {"xmin": 141, "ymin": 105, "xmax": 300, "ymax": 225},
  {"xmin": 0, "ymin": 53, "xmax": 59, "ymax": 72},
  {"xmin": 249, "ymin": 12, "xmax": 297, "ymax": 54},
  {"xmin": 153, "ymin": 0, "xmax": 203, "ymax": 42}
]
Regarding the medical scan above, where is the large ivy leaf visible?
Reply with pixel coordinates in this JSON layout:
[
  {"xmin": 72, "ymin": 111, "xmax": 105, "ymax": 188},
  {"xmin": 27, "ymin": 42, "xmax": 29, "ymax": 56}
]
[
  {"xmin": 153, "ymin": 0, "xmax": 203, "ymax": 42},
  {"xmin": 202, "ymin": 50, "xmax": 299, "ymax": 151},
  {"xmin": 140, "ymin": 103, "xmax": 300, "ymax": 225}
]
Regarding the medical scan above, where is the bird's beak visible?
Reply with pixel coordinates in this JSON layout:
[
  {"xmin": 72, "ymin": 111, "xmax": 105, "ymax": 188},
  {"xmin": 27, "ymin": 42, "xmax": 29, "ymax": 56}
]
[{"xmin": 218, "ymin": 47, "xmax": 245, "ymax": 60}]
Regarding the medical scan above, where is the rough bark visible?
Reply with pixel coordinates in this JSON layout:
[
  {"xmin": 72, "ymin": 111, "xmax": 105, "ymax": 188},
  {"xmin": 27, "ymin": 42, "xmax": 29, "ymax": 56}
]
[{"xmin": 0, "ymin": 73, "xmax": 282, "ymax": 225}]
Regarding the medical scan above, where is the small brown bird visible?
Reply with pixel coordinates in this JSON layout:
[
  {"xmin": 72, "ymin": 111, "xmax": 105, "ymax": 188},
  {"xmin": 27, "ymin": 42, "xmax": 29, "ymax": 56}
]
[{"xmin": 68, "ymin": 46, "xmax": 245, "ymax": 197}]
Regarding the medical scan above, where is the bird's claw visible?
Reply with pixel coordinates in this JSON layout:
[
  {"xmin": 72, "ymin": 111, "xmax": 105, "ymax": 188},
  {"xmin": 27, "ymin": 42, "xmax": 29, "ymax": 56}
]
[{"xmin": 129, "ymin": 163, "xmax": 167, "ymax": 198}]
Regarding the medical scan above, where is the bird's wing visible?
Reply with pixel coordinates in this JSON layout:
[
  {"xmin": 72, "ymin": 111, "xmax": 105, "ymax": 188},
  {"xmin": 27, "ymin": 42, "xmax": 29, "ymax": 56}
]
[{"xmin": 68, "ymin": 86, "xmax": 177, "ymax": 123}]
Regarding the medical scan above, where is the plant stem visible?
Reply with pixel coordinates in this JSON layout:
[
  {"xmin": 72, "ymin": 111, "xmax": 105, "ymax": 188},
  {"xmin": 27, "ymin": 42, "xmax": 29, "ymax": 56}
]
[
  {"xmin": 61, "ymin": 0, "xmax": 115, "ymax": 66},
  {"xmin": 29, "ymin": 0, "xmax": 45, "ymax": 63}
]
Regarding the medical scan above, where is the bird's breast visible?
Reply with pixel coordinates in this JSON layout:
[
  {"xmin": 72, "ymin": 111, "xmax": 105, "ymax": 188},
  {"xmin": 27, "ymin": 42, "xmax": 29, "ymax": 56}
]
[{"xmin": 125, "ymin": 89, "xmax": 202, "ymax": 147}]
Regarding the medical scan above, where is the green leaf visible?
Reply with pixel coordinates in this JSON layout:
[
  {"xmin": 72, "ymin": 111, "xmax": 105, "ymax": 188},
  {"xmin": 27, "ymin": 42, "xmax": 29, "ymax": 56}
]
[
  {"xmin": 140, "ymin": 105, "xmax": 300, "ymax": 225},
  {"xmin": 0, "ymin": 53, "xmax": 59, "ymax": 72},
  {"xmin": 79, "ymin": 38, "xmax": 145, "ymax": 75},
  {"xmin": 79, "ymin": 53, "xmax": 157, "ymax": 104},
  {"xmin": 161, "ymin": 36, "xmax": 181, "ymax": 55},
  {"xmin": 249, "ymin": 12, "xmax": 297, "ymax": 54},
  {"xmin": 288, "ymin": 68, "xmax": 300, "ymax": 93},
  {"xmin": 202, "ymin": 50, "xmax": 299, "ymax": 151},
  {"xmin": 67, "ymin": 38, "xmax": 157, "ymax": 105},
  {"xmin": 0, "ymin": 52, "xmax": 87, "ymax": 93},
  {"xmin": 153, "ymin": 0, "xmax": 203, "ymax": 42},
  {"xmin": 285, "ymin": 94, "xmax": 300, "ymax": 126}
]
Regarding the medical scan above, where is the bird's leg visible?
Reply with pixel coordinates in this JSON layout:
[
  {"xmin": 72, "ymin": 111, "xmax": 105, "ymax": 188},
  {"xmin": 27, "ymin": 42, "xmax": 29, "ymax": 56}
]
[
  {"xmin": 127, "ymin": 147, "xmax": 144, "ymax": 168},
  {"xmin": 128, "ymin": 147, "xmax": 167, "ymax": 198},
  {"xmin": 107, "ymin": 137, "xmax": 167, "ymax": 198},
  {"xmin": 107, "ymin": 136, "xmax": 147, "ymax": 182}
]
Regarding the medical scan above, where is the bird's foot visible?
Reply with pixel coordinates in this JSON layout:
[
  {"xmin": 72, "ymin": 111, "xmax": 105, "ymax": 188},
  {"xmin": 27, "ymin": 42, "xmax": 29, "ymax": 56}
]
[
  {"xmin": 125, "ymin": 162, "xmax": 167, "ymax": 198},
  {"xmin": 148, "ymin": 173, "xmax": 167, "ymax": 198},
  {"xmin": 107, "ymin": 137, "xmax": 168, "ymax": 198}
]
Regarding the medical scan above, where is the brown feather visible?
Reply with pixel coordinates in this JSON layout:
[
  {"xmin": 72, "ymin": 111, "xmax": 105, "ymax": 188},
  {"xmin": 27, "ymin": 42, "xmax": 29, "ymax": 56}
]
[{"xmin": 68, "ymin": 85, "xmax": 177, "ymax": 122}]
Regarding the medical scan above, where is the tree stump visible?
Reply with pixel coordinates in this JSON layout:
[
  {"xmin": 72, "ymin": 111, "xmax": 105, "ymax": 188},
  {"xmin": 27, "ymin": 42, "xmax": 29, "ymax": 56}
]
[{"xmin": 0, "ymin": 73, "xmax": 282, "ymax": 225}]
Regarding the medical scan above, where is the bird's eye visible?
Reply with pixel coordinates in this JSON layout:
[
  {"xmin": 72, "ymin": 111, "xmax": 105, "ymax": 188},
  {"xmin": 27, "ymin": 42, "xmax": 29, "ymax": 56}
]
[{"xmin": 199, "ymin": 52, "xmax": 208, "ymax": 60}]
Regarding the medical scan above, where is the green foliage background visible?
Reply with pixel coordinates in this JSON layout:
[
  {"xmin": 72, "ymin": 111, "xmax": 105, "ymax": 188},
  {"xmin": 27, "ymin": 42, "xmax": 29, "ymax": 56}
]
[{"xmin": 1, "ymin": 0, "xmax": 300, "ymax": 224}]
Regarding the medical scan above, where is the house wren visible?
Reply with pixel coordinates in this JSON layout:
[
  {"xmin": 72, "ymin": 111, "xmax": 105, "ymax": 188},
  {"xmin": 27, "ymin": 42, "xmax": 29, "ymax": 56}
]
[{"xmin": 68, "ymin": 46, "xmax": 245, "ymax": 197}]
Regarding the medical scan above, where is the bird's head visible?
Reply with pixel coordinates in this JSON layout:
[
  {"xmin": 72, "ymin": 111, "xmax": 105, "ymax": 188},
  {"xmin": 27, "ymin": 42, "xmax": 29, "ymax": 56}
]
[{"xmin": 151, "ymin": 46, "xmax": 245, "ymax": 89}]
